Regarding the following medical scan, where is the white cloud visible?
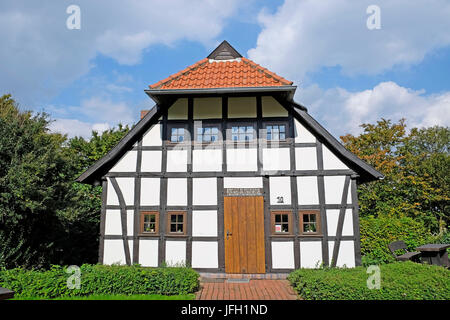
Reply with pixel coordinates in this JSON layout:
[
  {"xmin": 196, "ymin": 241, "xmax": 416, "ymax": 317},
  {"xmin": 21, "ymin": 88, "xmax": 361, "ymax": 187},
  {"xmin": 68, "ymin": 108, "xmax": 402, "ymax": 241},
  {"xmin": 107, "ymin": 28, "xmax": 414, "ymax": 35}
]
[
  {"xmin": 0, "ymin": 0, "xmax": 240, "ymax": 104},
  {"xmin": 248, "ymin": 0, "xmax": 450, "ymax": 80},
  {"xmin": 49, "ymin": 119, "xmax": 110, "ymax": 138},
  {"xmin": 299, "ymin": 82, "xmax": 450, "ymax": 137}
]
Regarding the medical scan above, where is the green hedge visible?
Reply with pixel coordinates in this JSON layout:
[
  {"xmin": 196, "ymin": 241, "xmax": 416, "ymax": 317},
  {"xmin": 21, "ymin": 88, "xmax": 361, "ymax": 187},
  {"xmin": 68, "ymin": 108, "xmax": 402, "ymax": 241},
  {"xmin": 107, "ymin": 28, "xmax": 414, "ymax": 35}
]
[
  {"xmin": 360, "ymin": 216, "xmax": 432, "ymax": 264},
  {"xmin": 0, "ymin": 264, "xmax": 199, "ymax": 299},
  {"xmin": 288, "ymin": 262, "xmax": 450, "ymax": 300}
]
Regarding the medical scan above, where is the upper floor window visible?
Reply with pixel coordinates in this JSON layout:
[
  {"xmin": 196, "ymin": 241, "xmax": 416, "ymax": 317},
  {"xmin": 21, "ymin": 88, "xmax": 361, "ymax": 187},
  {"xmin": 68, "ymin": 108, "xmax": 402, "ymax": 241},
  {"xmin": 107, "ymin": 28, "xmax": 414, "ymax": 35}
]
[
  {"xmin": 197, "ymin": 126, "xmax": 220, "ymax": 143},
  {"xmin": 266, "ymin": 124, "xmax": 286, "ymax": 141},
  {"xmin": 170, "ymin": 127, "xmax": 185, "ymax": 143},
  {"xmin": 231, "ymin": 125, "xmax": 255, "ymax": 142}
]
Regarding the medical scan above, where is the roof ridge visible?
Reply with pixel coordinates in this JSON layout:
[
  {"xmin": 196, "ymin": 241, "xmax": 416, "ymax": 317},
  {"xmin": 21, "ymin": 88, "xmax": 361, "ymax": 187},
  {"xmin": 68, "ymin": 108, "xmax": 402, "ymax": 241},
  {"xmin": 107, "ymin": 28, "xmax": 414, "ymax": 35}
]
[{"xmin": 241, "ymin": 57, "xmax": 293, "ymax": 85}]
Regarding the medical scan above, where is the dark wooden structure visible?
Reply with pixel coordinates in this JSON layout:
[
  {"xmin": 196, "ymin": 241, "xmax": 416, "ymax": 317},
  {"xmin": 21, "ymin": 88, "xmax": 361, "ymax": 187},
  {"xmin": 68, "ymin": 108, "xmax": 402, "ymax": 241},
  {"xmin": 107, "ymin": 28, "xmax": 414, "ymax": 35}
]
[
  {"xmin": 388, "ymin": 241, "xmax": 421, "ymax": 262},
  {"xmin": 416, "ymin": 244, "xmax": 450, "ymax": 267},
  {"xmin": 0, "ymin": 287, "xmax": 15, "ymax": 300}
]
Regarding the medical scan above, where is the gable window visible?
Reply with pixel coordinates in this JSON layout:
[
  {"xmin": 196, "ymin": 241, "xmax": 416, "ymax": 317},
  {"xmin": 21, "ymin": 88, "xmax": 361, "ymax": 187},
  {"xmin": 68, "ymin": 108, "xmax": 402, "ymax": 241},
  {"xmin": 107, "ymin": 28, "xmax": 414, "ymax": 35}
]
[
  {"xmin": 231, "ymin": 125, "xmax": 255, "ymax": 142},
  {"xmin": 196, "ymin": 125, "xmax": 221, "ymax": 143},
  {"xmin": 167, "ymin": 211, "xmax": 187, "ymax": 235},
  {"xmin": 266, "ymin": 124, "xmax": 286, "ymax": 141},
  {"xmin": 271, "ymin": 211, "xmax": 292, "ymax": 235},
  {"xmin": 299, "ymin": 210, "xmax": 321, "ymax": 235},
  {"xmin": 170, "ymin": 127, "xmax": 185, "ymax": 143},
  {"xmin": 140, "ymin": 211, "xmax": 159, "ymax": 235}
]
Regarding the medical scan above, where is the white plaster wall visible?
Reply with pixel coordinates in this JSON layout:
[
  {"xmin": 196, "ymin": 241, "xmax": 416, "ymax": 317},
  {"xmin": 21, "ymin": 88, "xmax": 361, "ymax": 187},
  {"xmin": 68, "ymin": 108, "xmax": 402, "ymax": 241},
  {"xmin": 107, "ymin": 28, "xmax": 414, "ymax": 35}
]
[
  {"xmin": 228, "ymin": 97, "xmax": 257, "ymax": 118},
  {"xmin": 322, "ymin": 145, "xmax": 349, "ymax": 170},
  {"xmin": 167, "ymin": 178, "xmax": 187, "ymax": 206},
  {"xmin": 104, "ymin": 211, "xmax": 136, "ymax": 239},
  {"xmin": 142, "ymin": 123, "xmax": 162, "ymax": 146},
  {"xmin": 167, "ymin": 150, "xmax": 188, "ymax": 172},
  {"xmin": 294, "ymin": 119, "xmax": 316, "ymax": 143},
  {"xmin": 139, "ymin": 239, "xmax": 159, "ymax": 267},
  {"xmin": 168, "ymin": 98, "xmax": 188, "ymax": 120},
  {"xmin": 141, "ymin": 150, "xmax": 162, "ymax": 172},
  {"xmin": 165, "ymin": 241, "xmax": 186, "ymax": 266},
  {"xmin": 106, "ymin": 178, "xmax": 119, "ymax": 206},
  {"xmin": 192, "ymin": 210, "xmax": 218, "ymax": 236},
  {"xmin": 105, "ymin": 209, "xmax": 122, "ymax": 235},
  {"xmin": 295, "ymin": 147, "xmax": 317, "ymax": 170},
  {"xmin": 109, "ymin": 150, "xmax": 137, "ymax": 172},
  {"xmin": 226, "ymin": 148, "xmax": 257, "ymax": 171},
  {"xmin": 299, "ymin": 241, "xmax": 323, "ymax": 268},
  {"xmin": 324, "ymin": 176, "xmax": 352, "ymax": 205},
  {"xmin": 328, "ymin": 241, "xmax": 355, "ymax": 268},
  {"xmin": 271, "ymin": 241, "xmax": 295, "ymax": 269},
  {"xmin": 193, "ymin": 149, "xmax": 222, "ymax": 172},
  {"xmin": 297, "ymin": 176, "xmax": 319, "ymax": 205},
  {"xmin": 326, "ymin": 209, "xmax": 354, "ymax": 237},
  {"xmin": 191, "ymin": 242, "xmax": 219, "ymax": 268},
  {"xmin": 193, "ymin": 178, "xmax": 217, "ymax": 205},
  {"xmin": 194, "ymin": 97, "xmax": 222, "ymax": 119},
  {"xmin": 103, "ymin": 239, "xmax": 125, "ymax": 265},
  {"xmin": 116, "ymin": 178, "xmax": 135, "ymax": 206},
  {"xmin": 223, "ymin": 177, "xmax": 263, "ymax": 188},
  {"xmin": 261, "ymin": 96, "xmax": 288, "ymax": 117},
  {"xmin": 140, "ymin": 178, "xmax": 160, "ymax": 206},
  {"xmin": 269, "ymin": 176, "xmax": 291, "ymax": 205},
  {"xmin": 262, "ymin": 148, "xmax": 291, "ymax": 171}
]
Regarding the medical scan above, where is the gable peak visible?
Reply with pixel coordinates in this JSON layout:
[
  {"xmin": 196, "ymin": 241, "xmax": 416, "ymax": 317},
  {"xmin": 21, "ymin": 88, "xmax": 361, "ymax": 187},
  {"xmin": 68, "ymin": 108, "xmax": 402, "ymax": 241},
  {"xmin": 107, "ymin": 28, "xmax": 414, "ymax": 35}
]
[{"xmin": 207, "ymin": 40, "xmax": 242, "ymax": 60}]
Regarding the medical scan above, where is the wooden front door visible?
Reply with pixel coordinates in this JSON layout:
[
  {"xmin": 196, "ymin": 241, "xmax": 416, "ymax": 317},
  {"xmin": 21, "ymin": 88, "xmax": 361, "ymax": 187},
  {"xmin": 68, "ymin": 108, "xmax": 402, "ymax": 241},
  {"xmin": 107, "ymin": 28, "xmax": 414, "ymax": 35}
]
[{"xmin": 224, "ymin": 196, "xmax": 265, "ymax": 273}]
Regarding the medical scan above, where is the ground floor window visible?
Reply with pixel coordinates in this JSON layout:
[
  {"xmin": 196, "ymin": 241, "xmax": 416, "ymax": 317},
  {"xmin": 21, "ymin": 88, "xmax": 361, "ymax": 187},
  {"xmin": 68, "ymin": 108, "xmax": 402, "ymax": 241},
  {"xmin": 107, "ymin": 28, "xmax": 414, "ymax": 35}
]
[
  {"xmin": 299, "ymin": 210, "xmax": 321, "ymax": 235},
  {"xmin": 140, "ymin": 211, "xmax": 159, "ymax": 234},
  {"xmin": 271, "ymin": 211, "xmax": 292, "ymax": 235},
  {"xmin": 167, "ymin": 211, "xmax": 187, "ymax": 235}
]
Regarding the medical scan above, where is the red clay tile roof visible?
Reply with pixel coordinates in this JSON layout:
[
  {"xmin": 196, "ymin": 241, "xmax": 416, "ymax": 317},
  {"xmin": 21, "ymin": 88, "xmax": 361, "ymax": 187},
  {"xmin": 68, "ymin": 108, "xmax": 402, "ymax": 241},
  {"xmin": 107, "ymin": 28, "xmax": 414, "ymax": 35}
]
[{"xmin": 148, "ymin": 57, "xmax": 293, "ymax": 90}]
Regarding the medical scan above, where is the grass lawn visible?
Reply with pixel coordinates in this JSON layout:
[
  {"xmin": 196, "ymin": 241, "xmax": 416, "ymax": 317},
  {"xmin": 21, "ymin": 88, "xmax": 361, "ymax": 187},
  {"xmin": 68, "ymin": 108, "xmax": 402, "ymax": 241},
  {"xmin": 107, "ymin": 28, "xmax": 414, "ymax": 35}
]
[{"xmin": 12, "ymin": 294, "xmax": 196, "ymax": 300}]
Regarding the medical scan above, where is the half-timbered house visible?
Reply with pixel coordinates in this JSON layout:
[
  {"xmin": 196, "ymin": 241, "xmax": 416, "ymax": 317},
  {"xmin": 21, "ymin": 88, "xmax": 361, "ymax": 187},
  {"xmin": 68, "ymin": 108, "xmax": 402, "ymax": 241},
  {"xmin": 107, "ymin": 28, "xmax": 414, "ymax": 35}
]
[{"xmin": 77, "ymin": 41, "xmax": 383, "ymax": 273}]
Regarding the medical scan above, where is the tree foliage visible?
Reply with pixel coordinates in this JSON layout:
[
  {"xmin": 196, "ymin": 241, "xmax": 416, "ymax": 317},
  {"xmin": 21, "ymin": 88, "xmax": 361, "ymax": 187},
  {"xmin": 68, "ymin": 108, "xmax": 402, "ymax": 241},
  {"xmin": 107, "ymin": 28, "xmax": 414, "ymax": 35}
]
[
  {"xmin": 341, "ymin": 119, "xmax": 449, "ymax": 233},
  {"xmin": 0, "ymin": 94, "xmax": 129, "ymax": 268}
]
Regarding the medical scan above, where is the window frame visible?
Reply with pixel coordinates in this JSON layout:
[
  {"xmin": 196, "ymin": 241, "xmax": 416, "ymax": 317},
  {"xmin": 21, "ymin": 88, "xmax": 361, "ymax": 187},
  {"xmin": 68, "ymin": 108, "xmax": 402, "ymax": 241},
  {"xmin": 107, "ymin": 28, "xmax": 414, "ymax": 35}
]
[
  {"xmin": 166, "ymin": 211, "xmax": 187, "ymax": 236},
  {"xmin": 140, "ymin": 211, "xmax": 160, "ymax": 235},
  {"xmin": 166, "ymin": 123, "xmax": 189, "ymax": 145},
  {"xmin": 299, "ymin": 210, "xmax": 322, "ymax": 236},
  {"xmin": 193, "ymin": 121, "xmax": 222, "ymax": 146},
  {"xmin": 270, "ymin": 211, "xmax": 293, "ymax": 236},
  {"xmin": 226, "ymin": 121, "xmax": 257, "ymax": 145},
  {"xmin": 261, "ymin": 121, "xmax": 291, "ymax": 146}
]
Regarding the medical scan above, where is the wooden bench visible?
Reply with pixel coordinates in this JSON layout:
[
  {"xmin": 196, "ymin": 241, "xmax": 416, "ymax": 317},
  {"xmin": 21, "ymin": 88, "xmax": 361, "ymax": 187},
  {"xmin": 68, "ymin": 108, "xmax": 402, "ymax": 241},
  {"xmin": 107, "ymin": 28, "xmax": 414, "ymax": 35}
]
[{"xmin": 388, "ymin": 241, "xmax": 421, "ymax": 262}]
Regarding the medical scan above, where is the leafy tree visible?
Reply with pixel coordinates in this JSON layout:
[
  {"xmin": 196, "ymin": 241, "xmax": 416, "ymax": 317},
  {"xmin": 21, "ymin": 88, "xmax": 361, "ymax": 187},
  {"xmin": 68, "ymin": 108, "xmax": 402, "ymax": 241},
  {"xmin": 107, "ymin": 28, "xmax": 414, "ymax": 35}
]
[
  {"xmin": 341, "ymin": 119, "xmax": 449, "ymax": 233},
  {"xmin": 0, "ymin": 94, "xmax": 130, "ymax": 268}
]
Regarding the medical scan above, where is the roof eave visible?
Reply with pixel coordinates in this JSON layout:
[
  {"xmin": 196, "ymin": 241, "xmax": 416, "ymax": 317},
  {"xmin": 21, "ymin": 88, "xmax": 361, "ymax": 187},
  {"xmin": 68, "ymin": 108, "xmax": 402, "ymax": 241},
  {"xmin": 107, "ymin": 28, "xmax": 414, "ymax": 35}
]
[{"xmin": 145, "ymin": 86, "xmax": 297, "ymax": 103}]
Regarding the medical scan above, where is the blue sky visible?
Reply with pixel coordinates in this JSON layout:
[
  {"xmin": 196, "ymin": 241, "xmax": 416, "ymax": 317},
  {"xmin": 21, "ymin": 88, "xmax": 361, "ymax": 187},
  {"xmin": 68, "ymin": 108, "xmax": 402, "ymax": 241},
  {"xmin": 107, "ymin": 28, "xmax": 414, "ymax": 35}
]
[{"xmin": 1, "ymin": 0, "xmax": 449, "ymax": 138}]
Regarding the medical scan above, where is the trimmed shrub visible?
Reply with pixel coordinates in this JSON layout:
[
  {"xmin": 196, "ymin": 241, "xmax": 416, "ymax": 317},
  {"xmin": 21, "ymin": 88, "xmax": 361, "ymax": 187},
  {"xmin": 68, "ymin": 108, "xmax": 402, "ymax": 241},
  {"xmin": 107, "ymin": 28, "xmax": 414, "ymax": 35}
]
[
  {"xmin": 288, "ymin": 262, "xmax": 450, "ymax": 300},
  {"xmin": 0, "ymin": 264, "xmax": 199, "ymax": 299},
  {"xmin": 360, "ymin": 216, "xmax": 432, "ymax": 264}
]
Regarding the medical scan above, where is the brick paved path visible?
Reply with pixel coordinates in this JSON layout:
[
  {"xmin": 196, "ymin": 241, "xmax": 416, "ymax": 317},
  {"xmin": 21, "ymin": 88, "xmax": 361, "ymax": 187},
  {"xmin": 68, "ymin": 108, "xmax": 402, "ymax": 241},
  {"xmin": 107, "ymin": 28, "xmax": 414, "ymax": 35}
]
[{"xmin": 196, "ymin": 280, "xmax": 298, "ymax": 300}]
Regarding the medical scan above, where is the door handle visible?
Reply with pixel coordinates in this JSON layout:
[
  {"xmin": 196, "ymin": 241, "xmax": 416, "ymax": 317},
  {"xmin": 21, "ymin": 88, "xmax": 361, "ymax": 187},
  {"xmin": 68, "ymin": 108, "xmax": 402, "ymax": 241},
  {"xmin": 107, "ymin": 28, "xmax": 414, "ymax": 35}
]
[{"xmin": 226, "ymin": 230, "xmax": 232, "ymax": 240}]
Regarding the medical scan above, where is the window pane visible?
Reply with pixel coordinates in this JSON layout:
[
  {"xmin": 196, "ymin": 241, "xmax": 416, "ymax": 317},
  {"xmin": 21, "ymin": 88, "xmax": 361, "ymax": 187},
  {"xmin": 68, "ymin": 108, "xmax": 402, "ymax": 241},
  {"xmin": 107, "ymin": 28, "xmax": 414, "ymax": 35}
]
[
  {"xmin": 275, "ymin": 214, "xmax": 281, "ymax": 223},
  {"xmin": 177, "ymin": 214, "xmax": 183, "ymax": 223},
  {"xmin": 178, "ymin": 128, "xmax": 184, "ymax": 134},
  {"xmin": 144, "ymin": 215, "xmax": 150, "ymax": 223},
  {"xmin": 280, "ymin": 133, "xmax": 285, "ymax": 140},
  {"xmin": 178, "ymin": 135, "xmax": 184, "ymax": 143},
  {"xmin": 282, "ymin": 214, "xmax": 288, "ymax": 222},
  {"xmin": 212, "ymin": 127, "xmax": 219, "ymax": 134},
  {"xmin": 204, "ymin": 127, "xmax": 211, "ymax": 134},
  {"xmin": 282, "ymin": 224, "xmax": 289, "ymax": 233},
  {"xmin": 170, "ymin": 224, "xmax": 177, "ymax": 232},
  {"xmin": 280, "ymin": 125, "xmax": 285, "ymax": 132},
  {"xmin": 232, "ymin": 126, "xmax": 238, "ymax": 133},
  {"xmin": 267, "ymin": 133, "xmax": 272, "ymax": 140},
  {"xmin": 177, "ymin": 224, "xmax": 184, "ymax": 233},
  {"xmin": 171, "ymin": 215, "xmax": 177, "ymax": 222},
  {"xmin": 150, "ymin": 215, "xmax": 155, "ymax": 222},
  {"xmin": 309, "ymin": 214, "xmax": 316, "ymax": 222},
  {"xmin": 303, "ymin": 214, "xmax": 309, "ymax": 223}
]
